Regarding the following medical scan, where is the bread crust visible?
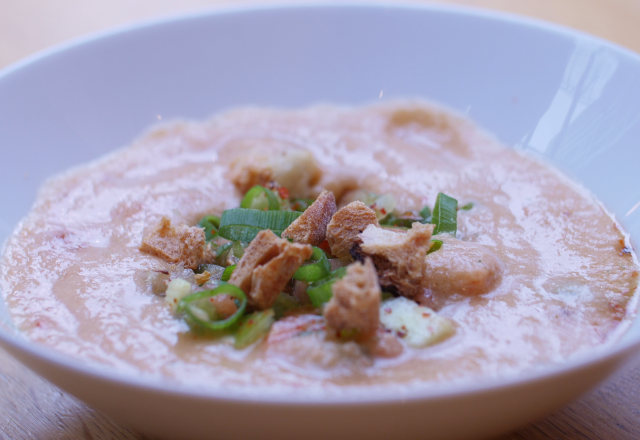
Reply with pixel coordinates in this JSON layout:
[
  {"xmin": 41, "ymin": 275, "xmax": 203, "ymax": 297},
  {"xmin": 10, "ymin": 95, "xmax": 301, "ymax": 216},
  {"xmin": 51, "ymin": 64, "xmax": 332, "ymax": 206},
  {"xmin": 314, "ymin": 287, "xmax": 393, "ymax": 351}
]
[
  {"xmin": 282, "ymin": 190, "xmax": 337, "ymax": 246},
  {"xmin": 139, "ymin": 217, "xmax": 207, "ymax": 270},
  {"xmin": 326, "ymin": 201, "xmax": 379, "ymax": 260},
  {"xmin": 229, "ymin": 229, "xmax": 312, "ymax": 309},
  {"xmin": 324, "ymin": 258, "xmax": 381, "ymax": 340},
  {"xmin": 352, "ymin": 222, "xmax": 434, "ymax": 298}
]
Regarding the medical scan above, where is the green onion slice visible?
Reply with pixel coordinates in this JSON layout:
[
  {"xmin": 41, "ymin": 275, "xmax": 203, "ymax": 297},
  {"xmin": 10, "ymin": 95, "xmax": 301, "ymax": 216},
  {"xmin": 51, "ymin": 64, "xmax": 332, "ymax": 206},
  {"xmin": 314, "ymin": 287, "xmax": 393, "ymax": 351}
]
[
  {"xmin": 293, "ymin": 246, "xmax": 331, "ymax": 282},
  {"xmin": 178, "ymin": 284, "xmax": 247, "ymax": 331},
  {"xmin": 419, "ymin": 206, "xmax": 432, "ymax": 224},
  {"xmin": 198, "ymin": 215, "xmax": 221, "ymax": 241},
  {"xmin": 380, "ymin": 214, "xmax": 420, "ymax": 228},
  {"xmin": 273, "ymin": 292, "xmax": 301, "ymax": 319},
  {"xmin": 221, "ymin": 264, "xmax": 236, "ymax": 282},
  {"xmin": 218, "ymin": 208, "xmax": 301, "ymax": 242},
  {"xmin": 427, "ymin": 239, "xmax": 443, "ymax": 255},
  {"xmin": 306, "ymin": 266, "xmax": 348, "ymax": 308},
  {"xmin": 233, "ymin": 309, "xmax": 275, "ymax": 349},
  {"xmin": 290, "ymin": 198, "xmax": 315, "ymax": 212},
  {"xmin": 460, "ymin": 202, "xmax": 474, "ymax": 211},
  {"xmin": 432, "ymin": 192, "xmax": 458, "ymax": 235},
  {"xmin": 240, "ymin": 185, "xmax": 280, "ymax": 211}
]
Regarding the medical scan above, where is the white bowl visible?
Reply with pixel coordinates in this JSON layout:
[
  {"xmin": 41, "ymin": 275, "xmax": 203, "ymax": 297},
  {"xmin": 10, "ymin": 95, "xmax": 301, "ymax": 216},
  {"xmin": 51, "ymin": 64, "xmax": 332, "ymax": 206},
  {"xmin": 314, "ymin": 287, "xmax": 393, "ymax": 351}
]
[{"xmin": 1, "ymin": 3, "xmax": 640, "ymax": 440}]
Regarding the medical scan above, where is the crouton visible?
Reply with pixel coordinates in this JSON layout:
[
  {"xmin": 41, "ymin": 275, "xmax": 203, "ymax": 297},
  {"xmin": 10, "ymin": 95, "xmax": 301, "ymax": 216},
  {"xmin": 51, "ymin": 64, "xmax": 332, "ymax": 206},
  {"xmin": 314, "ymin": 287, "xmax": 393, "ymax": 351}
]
[
  {"xmin": 229, "ymin": 229, "xmax": 312, "ymax": 309},
  {"xmin": 424, "ymin": 236, "xmax": 503, "ymax": 296},
  {"xmin": 229, "ymin": 149, "xmax": 322, "ymax": 198},
  {"xmin": 352, "ymin": 222, "xmax": 433, "ymax": 298},
  {"xmin": 250, "ymin": 242, "xmax": 312, "ymax": 309},
  {"xmin": 228, "ymin": 230, "xmax": 283, "ymax": 294},
  {"xmin": 282, "ymin": 190, "xmax": 337, "ymax": 245},
  {"xmin": 323, "ymin": 258, "xmax": 381, "ymax": 340},
  {"xmin": 139, "ymin": 217, "xmax": 207, "ymax": 270},
  {"xmin": 326, "ymin": 201, "xmax": 380, "ymax": 260}
]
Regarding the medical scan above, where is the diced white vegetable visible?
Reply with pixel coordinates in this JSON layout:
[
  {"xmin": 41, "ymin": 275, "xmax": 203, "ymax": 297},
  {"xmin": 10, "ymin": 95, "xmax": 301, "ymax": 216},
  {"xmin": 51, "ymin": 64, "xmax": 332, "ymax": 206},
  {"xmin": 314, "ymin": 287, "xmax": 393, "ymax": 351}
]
[
  {"xmin": 164, "ymin": 278, "xmax": 193, "ymax": 311},
  {"xmin": 373, "ymin": 193, "xmax": 396, "ymax": 220},
  {"xmin": 379, "ymin": 297, "xmax": 454, "ymax": 348}
]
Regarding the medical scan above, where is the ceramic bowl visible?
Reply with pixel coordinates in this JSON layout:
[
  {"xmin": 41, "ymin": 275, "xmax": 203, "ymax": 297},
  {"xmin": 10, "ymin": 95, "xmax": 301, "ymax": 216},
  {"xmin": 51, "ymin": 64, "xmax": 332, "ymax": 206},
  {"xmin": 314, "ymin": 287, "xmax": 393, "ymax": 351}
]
[{"xmin": 1, "ymin": 4, "xmax": 640, "ymax": 440}]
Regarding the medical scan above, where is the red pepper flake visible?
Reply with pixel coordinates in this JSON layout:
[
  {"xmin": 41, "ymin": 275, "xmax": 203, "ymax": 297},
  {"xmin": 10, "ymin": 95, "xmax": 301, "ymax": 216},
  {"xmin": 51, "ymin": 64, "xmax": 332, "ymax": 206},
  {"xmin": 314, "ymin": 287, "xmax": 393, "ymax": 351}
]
[
  {"xmin": 278, "ymin": 187, "xmax": 290, "ymax": 199},
  {"xmin": 318, "ymin": 240, "xmax": 332, "ymax": 256},
  {"xmin": 380, "ymin": 208, "xmax": 387, "ymax": 215},
  {"xmin": 422, "ymin": 312, "xmax": 431, "ymax": 318}
]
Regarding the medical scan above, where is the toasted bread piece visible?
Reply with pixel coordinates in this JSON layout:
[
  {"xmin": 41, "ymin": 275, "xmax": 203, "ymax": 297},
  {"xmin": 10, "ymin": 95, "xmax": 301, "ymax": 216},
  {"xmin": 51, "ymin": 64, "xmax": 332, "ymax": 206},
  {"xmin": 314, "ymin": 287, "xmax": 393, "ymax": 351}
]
[
  {"xmin": 229, "ymin": 229, "xmax": 312, "ymax": 309},
  {"xmin": 250, "ymin": 242, "xmax": 312, "ymax": 309},
  {"xmin": 324, "ymin": 258, "xmax": 381, "ymax": 340},
  {"xmin": 282, "ymin": 190, "xmax": 337, "ymax": 246},
  {"xmin": 353, "ymin": 222, "xmax": 433, "ymax": 298},
  {"xmin": 326, "ymin": 201, "xmax": 379, "ymax": 260},
  {"xmin": 229, "ymin": 149, "xmax": 322, "ymax": 198},
  {"xmin": 228, "ymin": 230, "xmax": 283, "ymax": 295},
  {"xmin": 139, "ymin": 217, "xmax": 207, "ymax": 270}
]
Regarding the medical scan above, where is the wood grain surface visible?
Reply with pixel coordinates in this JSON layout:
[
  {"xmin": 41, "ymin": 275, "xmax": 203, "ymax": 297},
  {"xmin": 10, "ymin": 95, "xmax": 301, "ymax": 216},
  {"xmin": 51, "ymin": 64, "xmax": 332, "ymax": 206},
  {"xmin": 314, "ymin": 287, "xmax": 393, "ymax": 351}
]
[{"xmin": 1, "ymin": 1, "xmax": 640, "ymax": 439}]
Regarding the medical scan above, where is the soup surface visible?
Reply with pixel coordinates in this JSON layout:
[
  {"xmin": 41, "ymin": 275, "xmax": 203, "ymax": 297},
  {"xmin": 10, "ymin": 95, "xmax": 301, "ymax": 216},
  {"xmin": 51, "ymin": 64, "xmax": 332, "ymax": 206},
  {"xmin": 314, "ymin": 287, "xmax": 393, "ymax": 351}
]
[{"xmin": 1, "ymin": 102, "xmax": 638, "ymax": 392}]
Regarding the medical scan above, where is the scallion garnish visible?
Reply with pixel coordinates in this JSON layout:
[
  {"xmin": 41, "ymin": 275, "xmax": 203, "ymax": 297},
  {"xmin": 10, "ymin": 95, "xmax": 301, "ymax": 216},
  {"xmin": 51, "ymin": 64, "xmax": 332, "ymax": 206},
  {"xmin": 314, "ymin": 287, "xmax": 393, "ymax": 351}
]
[
  {"xmin": 431, "ymin": 193, "xmax": 458, "ymax": 235},
  {"xmin": 306, "ymin": 266, "xmax": 348, "ymax": 308},
  {"xmin": 221, "ymin": 264, "xmax": 236, "ymax": 282},
  {"xmin": 178, "ymin": 284, "xmax": 247, "ymax": 331},
  {"xmin": 218, "ymin": 208, "xmax": 301, "ymax": 242},
  {"xmin": 240, "ymin": 185, "xmax": 281, "ymax": 211},
  {"xmin": 273, "ymin": 292, "xmax": 301, "ymax": 319},
  {"xmin": 198, "ymin": 215, "xmax": 221, "ymax": 241},
  {"xmin": 460, "ymin": 202, "xmax": 474, "ymax": 211},
  {"xmin": 427, "ymin": 239, "xmax": 443, "ymax": 254},
  {"xmin": 233, "ymin": 309, "xmax": 275, "ymax": 349},
  {"xmin": 290, "ymin": 197, "xmax": 315, "ymax": 212},
  {"xmin": 293, "ymin": 246, "xmax": 331, "ymax": 282},
  {"xmin": 419, "ymin": 206, "xmax": 432, "ymax": 224}
]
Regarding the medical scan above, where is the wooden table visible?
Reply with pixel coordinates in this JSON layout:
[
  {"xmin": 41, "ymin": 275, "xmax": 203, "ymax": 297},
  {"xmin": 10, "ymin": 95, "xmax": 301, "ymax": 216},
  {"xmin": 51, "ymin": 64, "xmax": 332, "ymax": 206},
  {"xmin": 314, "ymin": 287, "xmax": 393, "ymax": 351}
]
[{"xmin": 1, "ymin": 1, "xmax": 639, "ymax": 438}]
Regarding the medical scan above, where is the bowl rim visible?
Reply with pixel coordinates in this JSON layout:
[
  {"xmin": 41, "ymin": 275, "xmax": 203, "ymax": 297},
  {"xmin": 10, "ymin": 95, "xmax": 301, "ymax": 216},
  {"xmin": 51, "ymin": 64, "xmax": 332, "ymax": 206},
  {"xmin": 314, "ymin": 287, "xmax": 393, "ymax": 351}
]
[{"xmin": 1, "ymin": 1, "xmax": 640, "ymax": 405}]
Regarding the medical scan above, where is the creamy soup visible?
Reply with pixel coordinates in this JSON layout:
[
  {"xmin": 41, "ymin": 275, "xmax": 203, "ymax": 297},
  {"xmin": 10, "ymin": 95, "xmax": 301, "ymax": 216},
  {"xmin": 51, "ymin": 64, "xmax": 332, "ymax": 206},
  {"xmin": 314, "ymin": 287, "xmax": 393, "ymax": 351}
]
[{"xmin": 1, "ymin": 102, "xmax": 637, "ymax": 391}]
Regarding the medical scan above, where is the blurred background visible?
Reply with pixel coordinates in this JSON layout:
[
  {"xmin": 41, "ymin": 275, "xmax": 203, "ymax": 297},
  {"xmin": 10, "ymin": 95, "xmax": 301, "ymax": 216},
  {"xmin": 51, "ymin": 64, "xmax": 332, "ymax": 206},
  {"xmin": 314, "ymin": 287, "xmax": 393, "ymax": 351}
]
[{"xmin": 1, "ymin": 0, "xmax": 639, "ymax": 70}]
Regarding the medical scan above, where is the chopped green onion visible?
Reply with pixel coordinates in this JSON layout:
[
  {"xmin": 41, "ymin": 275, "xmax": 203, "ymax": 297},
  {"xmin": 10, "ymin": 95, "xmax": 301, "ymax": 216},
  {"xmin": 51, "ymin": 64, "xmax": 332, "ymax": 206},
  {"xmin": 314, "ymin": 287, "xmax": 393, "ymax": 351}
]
[
  {"xmin": 380, "ymin": 213, "xmax": 420, "ymax": 228},
  {"xmin": 306, "ymin": 266, "xmax": 348, "ymax": 308},
  {"xmin": 178, "ymin": 284, "xmax": 247, "ymax": 331},
  {"xmin": 427, "ymin": 239, "xmax": 443, "ymax": 255},
  {"xmin": 273, "ymin": 292, "xmax": 301, "ymax": 319},
  {"xmin": 290, "ymin": 198, "xmax": 315, "ymax": 212},
  {"xmin": 218, "ymin": 208, "xmax": 301, "ymax": 242},
  {"xmin": 240, "ymin": 185, "xmax": 280, "ymax": 211},
  {"xmin": 233, "ymin": 309, "xmax": 275, "ymax": 349},
  {"xmin": 460, "ymin": 202, "xmax": 474, "ymax": 211},
  {"xmin": 293, "ymin": 246, "xmax": 331, "ymax": 282},
  {"xmin": 431, "ymin": 193, "xmax": 458, "ymax": 235},
  {"xmin": 232, "ymin": 241, "xmax": 246, "ymax": 259},
  {"xmin": 419, "ymin": 206, "xmax": 432, "ymax": 224},
  {"xmin": 198, "ymin": 215, "xmax": 221, "ymax": 241},
  {"xmin": 214, "ymin": 242, "xmax": 233, "ymax": 266},
  {"xmin": 221, "ymin": 264, "xmax": 236, "ymax": 282}
]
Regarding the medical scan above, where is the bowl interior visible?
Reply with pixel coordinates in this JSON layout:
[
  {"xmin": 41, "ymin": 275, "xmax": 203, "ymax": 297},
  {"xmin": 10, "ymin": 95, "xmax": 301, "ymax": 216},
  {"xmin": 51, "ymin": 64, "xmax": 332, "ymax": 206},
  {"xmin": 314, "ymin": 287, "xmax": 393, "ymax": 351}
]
[{"xmin": 1, "ymin": 3, "xmax": 640, "ymax": 357}]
